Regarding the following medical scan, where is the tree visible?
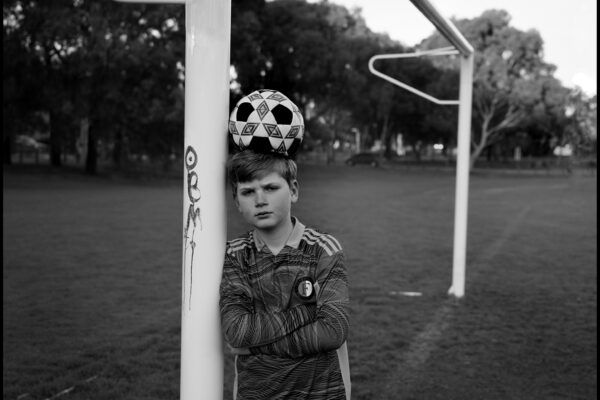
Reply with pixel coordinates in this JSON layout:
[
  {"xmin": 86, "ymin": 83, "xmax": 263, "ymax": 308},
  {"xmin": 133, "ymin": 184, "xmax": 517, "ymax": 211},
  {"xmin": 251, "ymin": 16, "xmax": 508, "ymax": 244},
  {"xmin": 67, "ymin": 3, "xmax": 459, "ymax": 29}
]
[
  {"xmin": 563, "ymin": 91, "xmax": 597, "ymax": 157},
  {"xmin": 420, "ymin": 9, "xmax": 569, "ymax": 166},
  {"xmin": 3, "ymin": 5, "xmax": 46, "ymax": 164},
  {"xmin": 231, "ymin": 0, "xmax": 376, "ymax": 153},
  {"xmin": 365, "ymin": 49, "xmax": 455, "ymax": 159},
  {"xmin": 3, "ymin": 0, "xmax": 73, "ymax": 166},
  {"xmin": 3, "ymin": 0, "xmax": 185, "ymax": 173},
  {"xmin": 67, "ymin": 1, "xmax": 185, "ymax": 174}
]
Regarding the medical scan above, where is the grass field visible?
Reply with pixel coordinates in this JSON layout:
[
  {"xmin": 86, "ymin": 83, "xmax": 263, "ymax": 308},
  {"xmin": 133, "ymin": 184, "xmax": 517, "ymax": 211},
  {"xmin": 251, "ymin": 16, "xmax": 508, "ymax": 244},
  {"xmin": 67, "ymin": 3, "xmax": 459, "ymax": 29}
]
[{"xmin": 3, "ymin": 164, "xmax": 597, "ymax": 400}]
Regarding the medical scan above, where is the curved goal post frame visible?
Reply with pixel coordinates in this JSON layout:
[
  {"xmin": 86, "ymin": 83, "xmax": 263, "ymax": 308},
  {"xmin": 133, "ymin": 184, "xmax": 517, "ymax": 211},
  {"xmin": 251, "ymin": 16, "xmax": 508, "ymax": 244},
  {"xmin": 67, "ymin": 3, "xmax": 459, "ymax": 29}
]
[{"xmin": 368, "ymin": 0, "xmax": 474, "ymax": 300}]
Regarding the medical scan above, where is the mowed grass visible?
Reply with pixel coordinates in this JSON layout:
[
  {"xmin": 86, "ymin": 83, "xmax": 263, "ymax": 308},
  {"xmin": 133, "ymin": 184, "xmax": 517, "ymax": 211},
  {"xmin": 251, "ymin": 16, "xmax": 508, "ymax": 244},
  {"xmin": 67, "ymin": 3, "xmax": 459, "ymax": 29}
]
[{"xmin": 3, "ymin": 165, "xmax": 596, "ymax": 400}]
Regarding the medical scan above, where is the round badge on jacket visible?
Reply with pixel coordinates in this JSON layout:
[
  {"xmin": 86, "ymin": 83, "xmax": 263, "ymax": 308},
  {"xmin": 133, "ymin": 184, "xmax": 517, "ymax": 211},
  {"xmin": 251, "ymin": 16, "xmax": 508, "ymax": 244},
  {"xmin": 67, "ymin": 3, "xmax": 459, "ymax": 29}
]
[{"xmin": 296, "ymin": 277, "xmax": 315, "ymax": 301}]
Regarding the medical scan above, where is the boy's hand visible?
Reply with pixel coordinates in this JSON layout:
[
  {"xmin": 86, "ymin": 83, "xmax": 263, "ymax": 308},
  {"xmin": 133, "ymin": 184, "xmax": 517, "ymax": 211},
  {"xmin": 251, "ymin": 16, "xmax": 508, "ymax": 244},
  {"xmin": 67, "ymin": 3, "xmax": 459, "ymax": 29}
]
[{"xmin": 227, "ymin": 344, "xmax": 251, "ymax": 355}]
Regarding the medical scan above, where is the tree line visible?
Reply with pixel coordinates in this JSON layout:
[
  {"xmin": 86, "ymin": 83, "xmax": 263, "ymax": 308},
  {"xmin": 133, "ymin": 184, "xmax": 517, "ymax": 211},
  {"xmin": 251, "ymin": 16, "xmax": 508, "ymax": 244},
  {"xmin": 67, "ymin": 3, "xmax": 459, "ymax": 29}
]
[{"xmin": 3, "ymin": 0, "xmax": 596, "ymax": 174}]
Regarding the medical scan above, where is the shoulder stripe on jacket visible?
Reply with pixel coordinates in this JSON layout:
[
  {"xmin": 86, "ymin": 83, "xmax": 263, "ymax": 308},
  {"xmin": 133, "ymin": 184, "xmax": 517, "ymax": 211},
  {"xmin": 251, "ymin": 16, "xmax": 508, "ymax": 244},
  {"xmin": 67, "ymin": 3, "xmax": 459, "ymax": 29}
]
[
  {"xmin": 306, "ymin": 229, "xmax": 342, "ymax": 252},
  {"xmin": 324, "ymin": 234, "xmax": 342, "ymax": 251},
  {"xmin": 226, "ymin": 237, "xmax": 252, "ymax": 255},
  {"xmin": 303, "ymin": 229, "xmax": 341, "ymax": 256},
  {"xmin": 228, "ymin": 236, "xmax": 251, "ymax": 246}
]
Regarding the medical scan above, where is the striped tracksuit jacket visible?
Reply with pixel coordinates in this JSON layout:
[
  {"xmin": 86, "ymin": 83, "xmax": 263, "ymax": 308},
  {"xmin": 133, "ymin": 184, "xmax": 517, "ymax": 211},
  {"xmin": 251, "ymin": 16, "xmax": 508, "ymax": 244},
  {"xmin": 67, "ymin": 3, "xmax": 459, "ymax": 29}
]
[{"xmin": 220, "ymin": 218, "xmax": 351, "ymax": 399}]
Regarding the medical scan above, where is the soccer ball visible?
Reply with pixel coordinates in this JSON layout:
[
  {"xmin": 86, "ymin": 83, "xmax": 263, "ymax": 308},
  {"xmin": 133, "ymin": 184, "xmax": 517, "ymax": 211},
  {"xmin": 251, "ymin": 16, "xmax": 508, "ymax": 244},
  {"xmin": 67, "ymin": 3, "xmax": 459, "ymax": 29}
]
[{"xmin": 229, "ymin": 89, "xmax": 304, "ymax": 157}]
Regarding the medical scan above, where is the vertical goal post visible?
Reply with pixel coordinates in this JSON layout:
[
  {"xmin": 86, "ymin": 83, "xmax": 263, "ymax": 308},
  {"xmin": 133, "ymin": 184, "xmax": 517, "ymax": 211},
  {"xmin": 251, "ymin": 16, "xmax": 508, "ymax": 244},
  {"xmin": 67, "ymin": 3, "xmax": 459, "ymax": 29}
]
[
  {"xmin": 368, "ymin": 0, "xmax": 474, "ymax": 299},
  {"xmin": 115, "ymin": 0, "xmax": 230, "ymax": 399}
]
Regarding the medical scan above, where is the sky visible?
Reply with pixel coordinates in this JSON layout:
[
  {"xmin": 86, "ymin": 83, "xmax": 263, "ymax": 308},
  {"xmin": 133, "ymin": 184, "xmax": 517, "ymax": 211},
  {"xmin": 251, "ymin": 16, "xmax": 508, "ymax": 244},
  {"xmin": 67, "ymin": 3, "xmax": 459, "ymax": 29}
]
[{"xmin": 328, "ymin": 0, "xmax": 597, "ymax": 96}]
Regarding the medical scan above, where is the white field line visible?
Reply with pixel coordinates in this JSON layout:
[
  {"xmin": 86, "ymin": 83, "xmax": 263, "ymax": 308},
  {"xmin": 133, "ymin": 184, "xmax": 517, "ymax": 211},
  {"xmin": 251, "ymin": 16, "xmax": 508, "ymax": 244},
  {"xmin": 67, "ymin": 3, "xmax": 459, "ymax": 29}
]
[
  {"xmin": 480, "ymin": 184, "xmax": 568, "ymax": 195},
  {"xmin": 17, "ymin": 375, "xmax": 98, "ymax": 400},
  {"xmin": 388, "ymin": 206, "xmax": 531, "ymax": 395},
  {"xmin": 389, "ymin": 291, "xmax": 423, "ymax": 297},
  {"xmin": 400, "ymin": 300, "xmax": 455, "ymax": 375},
  {"xmin": 472, "ymin": 206, "xmax": 531, "ymax": 265},
  {"xmin": 43, "ymin": 386, "xmax": 75, "ymax": 400}
]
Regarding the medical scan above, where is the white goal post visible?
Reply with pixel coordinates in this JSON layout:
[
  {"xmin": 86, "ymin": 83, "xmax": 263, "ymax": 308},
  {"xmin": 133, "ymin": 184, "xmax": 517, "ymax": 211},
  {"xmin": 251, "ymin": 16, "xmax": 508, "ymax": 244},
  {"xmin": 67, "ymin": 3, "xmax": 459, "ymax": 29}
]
[
  {"xmin": 368, "ymin": 0, "xmax": 474, "ymax": 300},
  {"xmin": 116, "ymin": 0, "xmax": 229, "ymax": 399}
]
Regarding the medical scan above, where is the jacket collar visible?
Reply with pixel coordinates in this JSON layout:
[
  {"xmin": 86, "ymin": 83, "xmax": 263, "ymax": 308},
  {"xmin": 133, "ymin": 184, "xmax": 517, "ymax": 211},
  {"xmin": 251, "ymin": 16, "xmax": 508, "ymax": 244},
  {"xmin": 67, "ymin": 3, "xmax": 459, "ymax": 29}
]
[{"xmin": 253, "ymin": 216, "xmax": 305, "ymax": 251}]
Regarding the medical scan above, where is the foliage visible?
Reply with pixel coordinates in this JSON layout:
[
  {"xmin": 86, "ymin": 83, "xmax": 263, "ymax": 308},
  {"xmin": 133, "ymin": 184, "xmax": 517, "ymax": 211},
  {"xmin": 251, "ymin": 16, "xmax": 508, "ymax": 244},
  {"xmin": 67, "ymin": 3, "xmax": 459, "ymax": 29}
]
[
  {"xmin": 3, "ymin": 0, "xmax": 595, "ymax": 172},
  {"xmin": 231, "ymin": 0, "xmax": 450, "ymax": 158},
  {"xmin": 3, "ymin": 0, "xmax": 185, "ymax": 172},
  {"xmin": 419, "ymin": 9, "xmax": 594, "ymax": 165},
  {"xmin": 562, "ymin": 91, "xmax": 597, "ymax": 156}
]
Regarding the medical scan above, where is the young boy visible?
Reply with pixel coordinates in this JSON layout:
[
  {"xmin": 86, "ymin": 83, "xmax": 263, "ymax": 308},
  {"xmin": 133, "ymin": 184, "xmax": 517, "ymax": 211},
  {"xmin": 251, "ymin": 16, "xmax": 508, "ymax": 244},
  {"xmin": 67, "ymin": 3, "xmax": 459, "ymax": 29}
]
[{"xmin": 220, "ymin": 149, "xmax": 351, "ymax": 399}]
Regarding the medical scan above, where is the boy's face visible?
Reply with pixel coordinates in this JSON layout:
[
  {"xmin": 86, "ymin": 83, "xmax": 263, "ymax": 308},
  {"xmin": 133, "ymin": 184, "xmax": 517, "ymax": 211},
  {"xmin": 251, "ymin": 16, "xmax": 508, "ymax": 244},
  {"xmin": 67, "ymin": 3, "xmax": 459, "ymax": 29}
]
[{"xmin": 234, "ymin": 172, "xmax": 298, "ymax": 232}]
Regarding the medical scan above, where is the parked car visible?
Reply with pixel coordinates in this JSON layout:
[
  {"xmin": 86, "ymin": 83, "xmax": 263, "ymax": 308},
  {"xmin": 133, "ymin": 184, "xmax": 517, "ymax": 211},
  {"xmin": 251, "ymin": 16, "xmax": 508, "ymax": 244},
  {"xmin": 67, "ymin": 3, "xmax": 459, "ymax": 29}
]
[{"xmin": 345, "ymin": 152, "xmax": 380, "ymax": 167}]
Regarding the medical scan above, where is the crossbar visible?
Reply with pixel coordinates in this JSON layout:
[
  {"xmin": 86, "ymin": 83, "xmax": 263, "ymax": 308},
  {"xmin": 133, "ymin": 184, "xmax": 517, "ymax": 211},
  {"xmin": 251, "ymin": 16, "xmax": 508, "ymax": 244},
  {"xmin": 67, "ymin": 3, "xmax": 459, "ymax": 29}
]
[{"xmin": 409, "ymin": 0, "xmax": 473, "ymax": 56}]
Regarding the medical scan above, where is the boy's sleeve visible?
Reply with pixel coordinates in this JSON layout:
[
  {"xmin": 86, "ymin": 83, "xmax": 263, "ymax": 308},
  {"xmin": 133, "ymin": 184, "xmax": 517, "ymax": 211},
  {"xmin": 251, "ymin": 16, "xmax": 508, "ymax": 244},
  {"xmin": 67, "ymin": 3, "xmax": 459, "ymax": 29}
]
[
  {"xmin": 250, "ymin": 248, "xmax": 350, "ymax": 358},
  {"xmin": 220, "ymin": 249, "xmax": 317, "ymax": 348}
]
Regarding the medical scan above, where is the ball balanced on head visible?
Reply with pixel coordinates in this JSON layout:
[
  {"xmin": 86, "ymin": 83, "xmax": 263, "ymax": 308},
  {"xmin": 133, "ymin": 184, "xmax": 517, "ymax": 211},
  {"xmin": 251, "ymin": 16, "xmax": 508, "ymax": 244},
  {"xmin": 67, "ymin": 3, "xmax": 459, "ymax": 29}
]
[{"xmin": 228, "ymin": 89, "xmax": 304, "ymax": 157}]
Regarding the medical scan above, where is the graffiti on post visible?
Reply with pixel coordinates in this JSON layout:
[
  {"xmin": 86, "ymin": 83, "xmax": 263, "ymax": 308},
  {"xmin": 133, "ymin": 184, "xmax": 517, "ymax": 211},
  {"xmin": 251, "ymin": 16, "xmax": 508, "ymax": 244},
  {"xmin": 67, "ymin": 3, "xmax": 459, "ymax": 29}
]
[{"xmin": 183, "ymin": 145, "xmax": 202, "ymax": 311}]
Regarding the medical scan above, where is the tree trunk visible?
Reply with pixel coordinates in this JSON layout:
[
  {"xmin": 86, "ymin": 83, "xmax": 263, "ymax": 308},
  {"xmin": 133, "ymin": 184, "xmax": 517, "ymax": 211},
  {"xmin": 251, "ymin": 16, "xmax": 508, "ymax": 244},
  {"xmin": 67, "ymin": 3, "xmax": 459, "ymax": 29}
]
[
  {"xmin": 470, "ymin": 118, "xmax": 493, "ymax": 169},
  {"xmin": 3, "ymin": 135, "xmax": 12, "ymax": 165},
  {"xmin": 85, "ymin": 124, "xmax": 98, "ymax": 175},
  {"xmin": 326, "ymin": 141, "xmax": 335, "ymax": 164},
  {"xmin": 470, "ymin": 138, "xmax": 487, "ymax": 169},
  {"xmin": 112, "ymin": 129, "xmax": 123, "ymax": 170},
  {"xmin": 382, "ymin": 114, "xmax": 394, "ymax": 159},
  {"xmin": 49, "ymin": 111, "xmax": 62, "ymax": 167},
  {"xmin": 414, "ymin": 143, "xmax": 422, "ymax": 162},
  {"xmin": 326, "ymin": 113, "xmax": 336, "ymax": 165}
]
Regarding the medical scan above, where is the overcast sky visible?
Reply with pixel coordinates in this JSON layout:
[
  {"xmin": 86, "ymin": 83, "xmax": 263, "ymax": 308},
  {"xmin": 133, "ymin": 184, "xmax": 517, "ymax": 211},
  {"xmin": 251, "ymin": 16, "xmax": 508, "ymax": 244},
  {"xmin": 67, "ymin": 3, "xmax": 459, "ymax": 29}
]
[{"xmin": 327, "ymin": 0, "xmax": 597, "ymax": 96}]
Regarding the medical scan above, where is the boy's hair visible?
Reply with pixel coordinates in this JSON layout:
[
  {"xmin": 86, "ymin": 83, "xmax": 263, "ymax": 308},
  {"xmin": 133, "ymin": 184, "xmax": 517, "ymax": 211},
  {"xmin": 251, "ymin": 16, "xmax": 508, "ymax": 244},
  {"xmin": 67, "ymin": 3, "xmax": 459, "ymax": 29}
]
[{"xmin": 226, "ymin": 150, "xmax": 298, "ymax": 196}]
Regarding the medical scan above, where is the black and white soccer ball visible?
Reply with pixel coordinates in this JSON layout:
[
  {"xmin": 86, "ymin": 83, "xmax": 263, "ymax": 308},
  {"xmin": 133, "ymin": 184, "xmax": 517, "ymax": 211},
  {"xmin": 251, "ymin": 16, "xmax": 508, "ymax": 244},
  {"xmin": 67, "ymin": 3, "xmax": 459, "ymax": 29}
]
[{"xmin": 229, "ymin": 89, "xmax": 304, "ymax": 157}]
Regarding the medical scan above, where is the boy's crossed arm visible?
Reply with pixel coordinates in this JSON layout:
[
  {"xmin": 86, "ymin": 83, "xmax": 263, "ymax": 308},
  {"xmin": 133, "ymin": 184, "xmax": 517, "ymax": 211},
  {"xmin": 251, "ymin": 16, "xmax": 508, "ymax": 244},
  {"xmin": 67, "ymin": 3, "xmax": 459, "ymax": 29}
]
[
  {"xmin": 220, "ymin": 252, "xmax": 317, "ymax": 349},
  {"xmin": 249, "ymin": 251, "xmax": 350, "ymax": 358}
]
